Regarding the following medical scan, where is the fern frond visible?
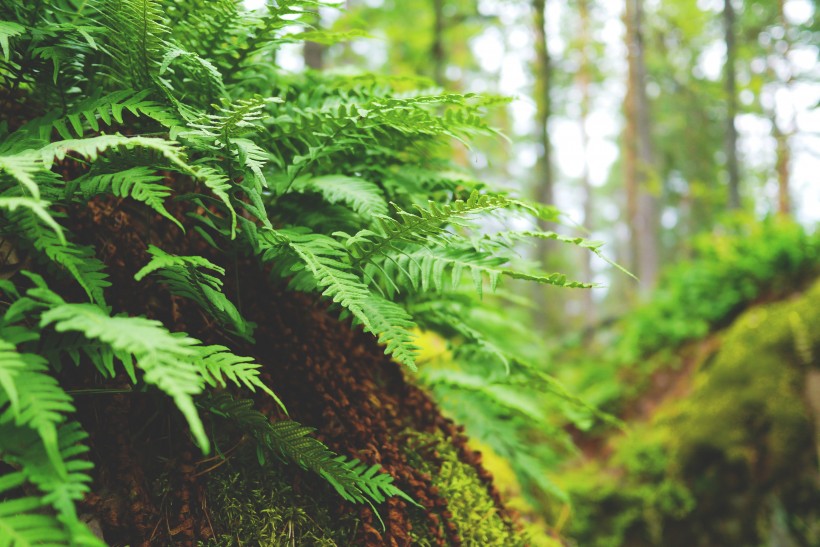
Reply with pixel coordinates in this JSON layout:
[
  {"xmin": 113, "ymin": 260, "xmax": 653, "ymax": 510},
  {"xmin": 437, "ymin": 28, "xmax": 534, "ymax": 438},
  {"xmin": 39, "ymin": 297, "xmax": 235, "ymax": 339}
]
[
  {"xmin": 486, "ymin": 229, "xmax": 635, "ymax": 280},
  {"xmin": 38, "ymin": 304, "xmax": 210, "ymax": 451},
  {"xmin": 263, "ymin": 229, "xmax": 419, "ymax": 368},
  {"xmin": 13, "ymin": 211, "xmax": 110, "ymax": 305},
  {"xmin": 0, "ymin": 197, "xmax": 64, "ymax": 243},
  {"xmin": 0, "ymin": 21, "xmax": 26, "ymax": 62},
  {"xmin": 0, "ymin": 421, "xmax": 101, "ymax": 545},
  {"xmin": 99, "ymin": 0, "xmax": 170, "ymax": 87},
  {"xmin": 290, "ymin": 174, "xmax": 389, "ymax": 219},
  {"xmin": 19, "ymin": 89, "xmax": 181, "ymax": 141},
  {"xmin": 40, "ymin": 134, "xmax": 190, "ymax": 171},
  {"xmin": 196, "ymin": 345, "xmax": 285, "ymax": 413},
  {"xmin": 205, "ymin": 393, "xmax": 417, "ymax": 507},
  {"xmin": 376, "ymin": 246, "xmax": 594, "ymax": 301},
  {"xmin": 0, "ymin": 148, "xmax": 44, "ymax": 198},
  {"xmin": 343, "ymin": 191, "xmax": 509, "ymax": 267},
  {"xmin": 0, "ymin": 471, "xmax": 69, "ymax": 546},
  {"xmin": 0, "ymin": 338, "xmax": 26, "ymax": 421},
  {"xmin": 0, "ymin": 351, "xmax": 74, "ymax": 479},
  {"xmin": 134, "ymin": 245, "xmax": 252, "ymax": 338},
  {"xmin": 75, "ymin": 166, "xmax": 182, "ymax": 229}
]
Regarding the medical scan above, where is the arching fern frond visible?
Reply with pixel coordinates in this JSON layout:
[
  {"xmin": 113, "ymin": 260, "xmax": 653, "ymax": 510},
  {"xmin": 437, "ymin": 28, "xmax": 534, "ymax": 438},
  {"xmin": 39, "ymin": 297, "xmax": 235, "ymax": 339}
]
[
  {"xmin": 373, "ymin": 246, "xmax": 594, "ymax": 300},
  {"xmin": 18, "ymin": 89, "xmax": 182, "ymax": 141},
  {"xmin": 134, "ymin": 245, "xmax": 252, "ymax": 339},
  {"xmin": 0, "ymin": 471, "xmax": 69, "ymax": 545},
  {"xmin": 0, "ymin": 348, "xmax": 74, "ymax": 480},
  {"xmin": 290, "ymin": 174, "xmax": 389, "ymax": 219},
  {"xmin": 260, "ymin": 228, "xmax": 419, "ymax": 368},
  {"xmin": 195, "ymin": 345, "xmax": 285, "ymax": 413},
  {"xmin": 343, "ymin": 191, "xmax": 509, "ymax": 268},
  {"xmin": 74, "ymin": 167, "xmax": 182, "ymax": 229},
  {"xmin": 0, "ymin": 421, "xmax": 100, "ymax": 545},
  {"xmin": 205, "ymin": 393, "xmax": 417, "ymax": 507},
  {"xmin": 12, "ymin": 210, "xmax": 109, "ymax": 305},
  {"xmin": 38, "ymin": 303, "xmax": 209, "ymax": 451}
]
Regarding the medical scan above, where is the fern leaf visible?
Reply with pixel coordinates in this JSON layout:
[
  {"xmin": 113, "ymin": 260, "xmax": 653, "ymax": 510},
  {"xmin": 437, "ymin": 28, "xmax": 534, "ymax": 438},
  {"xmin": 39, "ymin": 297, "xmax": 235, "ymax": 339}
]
[
  {"xmin": 0, "ymin": 472, "xmax": 69, "ymax": 546},
  {"xmin": 205, "ymin": 393, "xmax": 417, "ymax": 507},
  {"xmin": 344, "ymin": 190, "xmax": 509, "ymax": 267},
  {"xmin": 134, "ymin": 245, "xmax": 252, "ymax": 338},
  {"xmin": 196, "ymin": 345, "xmax": 285, "ymax": 413},
  {"xmin": 290, "ymin": 174, "xmax": 388, "ymax": 219},
  {"xmin": 0, "ymin": 352, "xmax": 74, "ymax": 480},
  {"xmin": 0, "ymin": 338, "xmax": 26, "ymax": 420},
  {"xmin": 268, "ymin": 229, "xmax": 419, "ymax": 368},
  {"xmin": 14, "ymin": 212, "xmax": 109, "ymax": 305},
  {"xmin": 40, "ymin": 134, "xmax": 190, "ymax": 172},
  {"xmin": 0, "ymin": 149, "xmax": 43, "ymax": 199},
  {"xmin": 76, "ymin": 167, "xmax": 182, "ymax": 229},
  {"xmin": 0, "ymin": 197, "xmax": 65, "ymax": 243},
  {"xmin": 38, "ymin": 304, "xmax": 210, "ymax": 452},
  {"xmin": 0, "ymin": 422, "xmax": 101, "ymax": 546},
  {"xmin": 0, "ymin": 21, "xmax": 25, "ymax": 61},
  {"xmin": 24, "ymin": 89, "xmax": 181, "ymax": 141}
]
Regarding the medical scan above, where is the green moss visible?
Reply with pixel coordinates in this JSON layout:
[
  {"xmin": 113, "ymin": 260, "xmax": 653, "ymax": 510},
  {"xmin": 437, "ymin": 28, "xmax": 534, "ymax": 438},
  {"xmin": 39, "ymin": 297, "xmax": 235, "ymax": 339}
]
[
  {"xmin": 403, "ymin": 430, "xmax": 530, "ymax": 546},
  {"xmin": 200, "ymin": 447, "xmax": 359, "ymax": 546},
  {"xmin": 560, "ymin": 280, "xmax": 820, "ymax": 547}
]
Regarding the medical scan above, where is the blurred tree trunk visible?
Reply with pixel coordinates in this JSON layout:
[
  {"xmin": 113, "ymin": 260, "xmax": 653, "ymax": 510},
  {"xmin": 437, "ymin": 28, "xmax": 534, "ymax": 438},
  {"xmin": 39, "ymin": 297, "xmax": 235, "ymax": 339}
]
[
  {"xmin": 723, "ymin": 0, "xmax": 741, "ymax": 210},
  {"xmin": 623, "ymin": 0, "xmax": 658, "ymax": 293},
  {"xmin": 773, "ymin": 0, "xmax": 793, "ymax": 217},
  {"xmin": 432, "ymin": 0, "xmax": 445, "ymax": 85},
  {"xmin": 531, "ymin": 0, "xmax": 557, "ymax": 327},
  {"xmin": 304, "ymin": 8, "xmax": 325, "ymax": 69},
  {"xmin": 578, "ymin": 0, "xmax": 595, "ymax": 326}
]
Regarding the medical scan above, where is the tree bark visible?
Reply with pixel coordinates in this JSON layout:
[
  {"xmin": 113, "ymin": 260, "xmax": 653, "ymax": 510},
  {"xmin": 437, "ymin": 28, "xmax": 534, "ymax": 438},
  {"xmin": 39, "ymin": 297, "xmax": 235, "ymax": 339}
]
[
  {"xmin": 578, "ymin": 0, "xmax": 595, "ymax": 326},
  {"xmin": 304, "ymin": 9, "xmax": 325, "ymax": 70},
  {"xmin": 531, "ymin": 0, "xmax": 558, "ymax": 326},
  {"xmin": 432, "ymin": 0, "xmax": 446, "ymax": 86},
  {"xmin": 624, "ymin": 0, "xmax": 659, "ymax": 293},
  {"xmin": 724, "ymin": 0, "xmax": 741, "ymax": 210}
]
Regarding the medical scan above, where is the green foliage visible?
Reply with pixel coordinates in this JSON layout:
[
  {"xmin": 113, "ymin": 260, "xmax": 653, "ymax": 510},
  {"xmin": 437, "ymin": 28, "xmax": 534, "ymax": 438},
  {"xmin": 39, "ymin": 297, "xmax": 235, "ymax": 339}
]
[
  {"xmin": 618, "ymin": 219, "xmax": 820, "ymax": 361},
  {"xmin": 0, "ymin": 0, "xmax": 603, "ymax": 541},
  {"xmin": 558, "ymin": 278, "xmax": 820, "ymax": 547}
]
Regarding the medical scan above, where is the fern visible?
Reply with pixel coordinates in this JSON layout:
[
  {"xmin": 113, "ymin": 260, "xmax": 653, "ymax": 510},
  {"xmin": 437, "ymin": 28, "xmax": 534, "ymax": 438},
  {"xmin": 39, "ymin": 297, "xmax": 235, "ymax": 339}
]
[
  {"xmin": 0, "ymin": 471, "xmax": 69, "ymax": 545},
  {"xmin": 39, "ymin": 303, "xmax": 210, "ymax": 450},
  {"xmin": 289, "ymin": 174, "xmax": 389, "ymax": 219},
  {"xmin": 342, "ymin": 191, "xmax": 510, "ymax": 267},
  {"xmin": 134, "ymin": 245, "xmax": 253, "ymax": 338},
  {"xmin": 73, "ymin": 167, "xmax": 182, "ymax": 229},
  {"xmin": 205, "ymin": 393, "xmax": 417, "ymax": 507},
  {"xmin": 0, "ymin": 0, "xmax": 617, "ymax": 539},
  {"xmin": 259, "ymin": 228, "xmax": 420, "ymax": 368},
  {"xmin": 18, "ymin": 89, "xmax": 182, "ymax": 141},
  {"xmin": 0, "ymin": 421, "xmax": 101, "ymax": 546},
  {"xmin": 13, "ymin": 213, "xmax": 110, "ymax": 305}
]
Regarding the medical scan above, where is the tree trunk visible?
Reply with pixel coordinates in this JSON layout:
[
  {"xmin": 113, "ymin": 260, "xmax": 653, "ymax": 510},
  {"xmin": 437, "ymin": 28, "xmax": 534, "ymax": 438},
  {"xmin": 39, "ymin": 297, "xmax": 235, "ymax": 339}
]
[
  {"xmin": 304, "ymin": 9, "xmax": 325, "ymax": 70},
  {"xmin": 624, "ymin": 0, "xmax": 659, "ymax": 293},
  {"xmin": 578, "ymin": 0, "xmax": 595, "ymax": 326},
  {"xmin": 432, "ymin": 0, "xmax": 446, "ymax": 85},
  {"xmin": 773, "ymin": 0, "xmax": 793, "ymax": 217},
  {"xmin": 724, "ymin": 0, "xmax": 741, "ymax": 210},
  {"xmin": 531, "ymin": 0, "xmax": 558, "ymax": 326}
]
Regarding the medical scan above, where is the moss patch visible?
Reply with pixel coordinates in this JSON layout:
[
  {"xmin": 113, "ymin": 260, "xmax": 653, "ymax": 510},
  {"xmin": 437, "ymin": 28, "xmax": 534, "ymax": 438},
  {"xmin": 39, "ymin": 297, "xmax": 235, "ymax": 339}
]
[
  {"xmin": 201, "ymin": 447, "xmax": 359, "ymax": 546},
  {"xmin": 559, "ymin": 280, "xmax": 820, "ymax": 547}
]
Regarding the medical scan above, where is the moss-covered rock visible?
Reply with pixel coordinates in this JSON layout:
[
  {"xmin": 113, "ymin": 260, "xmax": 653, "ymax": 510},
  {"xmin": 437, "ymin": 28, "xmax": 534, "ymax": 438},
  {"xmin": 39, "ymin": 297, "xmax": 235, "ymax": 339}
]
[{"xmin": 558, "ymin": 280, "xmax": 820, "ymax": 547}]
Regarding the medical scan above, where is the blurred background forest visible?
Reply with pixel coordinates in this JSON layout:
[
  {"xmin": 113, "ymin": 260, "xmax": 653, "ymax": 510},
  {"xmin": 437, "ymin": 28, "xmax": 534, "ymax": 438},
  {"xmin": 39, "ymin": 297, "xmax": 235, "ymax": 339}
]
[{"xmin": 260, "ymin": 0, "xmax": 819, "ymax": 545}]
